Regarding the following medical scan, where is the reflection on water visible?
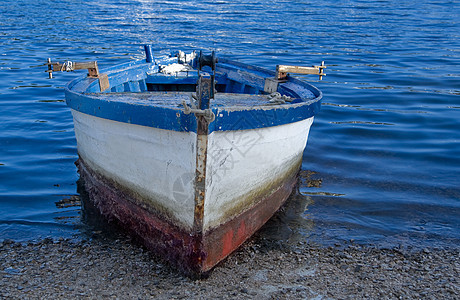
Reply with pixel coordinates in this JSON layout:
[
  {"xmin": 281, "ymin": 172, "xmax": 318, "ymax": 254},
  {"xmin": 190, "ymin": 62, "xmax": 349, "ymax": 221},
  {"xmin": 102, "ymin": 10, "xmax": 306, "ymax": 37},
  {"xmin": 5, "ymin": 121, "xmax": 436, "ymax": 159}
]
[
  {"xmin": 259, "ymin": 191, "xmax": 316, "ymax": 248},
  {"xmin": 76, "ymin": 179, "xmax": 126, "ymax": 241}
]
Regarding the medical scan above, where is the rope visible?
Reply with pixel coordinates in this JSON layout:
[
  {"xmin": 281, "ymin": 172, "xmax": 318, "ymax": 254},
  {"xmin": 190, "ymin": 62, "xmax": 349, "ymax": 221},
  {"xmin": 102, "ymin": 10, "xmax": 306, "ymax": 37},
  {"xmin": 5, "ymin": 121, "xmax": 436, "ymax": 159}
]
[
  {"xmin": 59, "ymin": 61, "xmax": 74, "ymax": 72},
  {"xmin": 181, "ymin": 99, "xmax": 215, "ymax": 122},
  {"xmin": 182, "ymin": 99, "xmax": 192, "ymax": 114},
  {"xmin": 267, "ymin": 92, "xmax": 292, "ymax": 104}
]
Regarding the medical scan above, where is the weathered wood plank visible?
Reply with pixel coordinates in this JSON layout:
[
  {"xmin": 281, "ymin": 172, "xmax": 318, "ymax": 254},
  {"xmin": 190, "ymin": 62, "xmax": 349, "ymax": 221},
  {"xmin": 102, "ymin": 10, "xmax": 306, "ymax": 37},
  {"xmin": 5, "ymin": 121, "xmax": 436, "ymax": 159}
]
[{"xmin": 276, "ymin": 62, "xmax": 326, "ymax": 80}]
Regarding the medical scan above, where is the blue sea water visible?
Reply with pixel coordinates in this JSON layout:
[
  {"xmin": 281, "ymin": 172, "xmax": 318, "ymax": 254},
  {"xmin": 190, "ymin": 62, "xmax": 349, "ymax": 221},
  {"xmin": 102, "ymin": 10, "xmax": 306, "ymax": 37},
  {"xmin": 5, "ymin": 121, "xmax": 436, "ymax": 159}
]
[{"xmin": 0, "ymin": 0, "xmax": 459, "ymax": 250}]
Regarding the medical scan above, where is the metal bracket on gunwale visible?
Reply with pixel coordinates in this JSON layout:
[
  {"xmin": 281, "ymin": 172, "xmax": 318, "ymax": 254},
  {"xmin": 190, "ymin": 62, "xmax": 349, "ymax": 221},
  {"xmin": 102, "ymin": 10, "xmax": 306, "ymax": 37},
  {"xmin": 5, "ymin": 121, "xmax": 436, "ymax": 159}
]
[{"xmin": 45, "ymin": 58, "xmax": 110, "ymax": 92}]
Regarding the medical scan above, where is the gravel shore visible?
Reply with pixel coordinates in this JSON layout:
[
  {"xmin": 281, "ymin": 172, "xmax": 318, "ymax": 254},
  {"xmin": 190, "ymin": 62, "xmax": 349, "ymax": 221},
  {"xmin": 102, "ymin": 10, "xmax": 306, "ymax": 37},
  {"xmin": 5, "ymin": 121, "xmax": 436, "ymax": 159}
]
[{"xmin": 1, "ymin": 233, "xmax": 458, "ymax": 299}]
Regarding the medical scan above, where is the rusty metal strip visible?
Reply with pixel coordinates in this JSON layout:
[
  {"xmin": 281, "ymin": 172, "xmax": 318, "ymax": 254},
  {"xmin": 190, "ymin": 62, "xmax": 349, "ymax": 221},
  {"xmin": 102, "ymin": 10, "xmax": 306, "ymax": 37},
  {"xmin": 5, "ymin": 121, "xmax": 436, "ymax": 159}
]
[{"xmin": 193, "ymin": 116, "xmax": 209, "ymax": 234}]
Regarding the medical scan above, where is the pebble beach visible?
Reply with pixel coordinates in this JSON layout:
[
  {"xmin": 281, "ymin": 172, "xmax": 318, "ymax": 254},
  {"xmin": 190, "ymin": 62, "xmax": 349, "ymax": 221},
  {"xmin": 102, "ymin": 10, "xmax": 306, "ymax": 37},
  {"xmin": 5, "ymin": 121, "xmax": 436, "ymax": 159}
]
[{"xmin": 1, "ymin": 234, "xmax": 458, "ymax": 299}]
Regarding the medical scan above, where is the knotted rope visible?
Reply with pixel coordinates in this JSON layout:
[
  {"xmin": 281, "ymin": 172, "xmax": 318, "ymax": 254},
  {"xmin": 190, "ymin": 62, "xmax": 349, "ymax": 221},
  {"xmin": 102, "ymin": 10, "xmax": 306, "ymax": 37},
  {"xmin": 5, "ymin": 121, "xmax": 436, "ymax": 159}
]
[
  {"xmin": 181, "ymin": 99, "xmax": 215, "ymax": 122},
  {"xmin": 267, "ymin": 92, "xmax": 292, "ymax": 104},
  {"xmin": 59, "ymin": 61, "xmax": 74, "ymax": 72}
]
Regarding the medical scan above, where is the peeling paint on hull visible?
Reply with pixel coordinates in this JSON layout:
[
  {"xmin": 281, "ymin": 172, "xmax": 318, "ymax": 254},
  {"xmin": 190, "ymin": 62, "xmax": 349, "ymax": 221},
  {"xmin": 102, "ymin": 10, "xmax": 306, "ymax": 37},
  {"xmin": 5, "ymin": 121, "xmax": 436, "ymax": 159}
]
[
  {"xmin": 201, "ymin": 167, "xmax": 299, "ymax": 271},
  {"xmin": 77, "ymin": 156, "xmax": 299, "ymax": 277},
  {"xmin": 77, "ymin": 158, "xmax": 206, "ymax": 276}
]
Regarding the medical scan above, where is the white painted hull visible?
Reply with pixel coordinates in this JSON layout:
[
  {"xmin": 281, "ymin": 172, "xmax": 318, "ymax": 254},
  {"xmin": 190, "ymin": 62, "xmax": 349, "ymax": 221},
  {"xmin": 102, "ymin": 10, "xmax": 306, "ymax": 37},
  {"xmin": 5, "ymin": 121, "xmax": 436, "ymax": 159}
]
[
  {"xmin": 72, "ymin": 109, "xmax": 197, "ymax": 229},
  {"xmin": 204, "ymin": 117, "xmax": 314, "ymax": 230},
  {"xmin": 72, "ymin": 109, "xmax": 313, "ymax": 233}
]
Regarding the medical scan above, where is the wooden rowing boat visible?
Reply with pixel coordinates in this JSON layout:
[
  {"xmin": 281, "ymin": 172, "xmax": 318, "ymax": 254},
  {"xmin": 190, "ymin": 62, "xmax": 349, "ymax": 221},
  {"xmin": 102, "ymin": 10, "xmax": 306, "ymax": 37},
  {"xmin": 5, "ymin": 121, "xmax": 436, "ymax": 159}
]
[{"xmin": 47, "ymin": 46, "xmax": 323, "ymax": 277}]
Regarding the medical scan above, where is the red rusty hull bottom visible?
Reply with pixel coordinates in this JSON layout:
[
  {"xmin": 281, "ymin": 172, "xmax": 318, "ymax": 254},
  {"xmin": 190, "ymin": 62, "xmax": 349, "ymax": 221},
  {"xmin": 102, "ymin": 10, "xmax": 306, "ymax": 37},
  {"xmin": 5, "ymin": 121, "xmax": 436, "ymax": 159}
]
[
  {"xmin": 201, "ymin": 174, "xmax": 298, "ymax": 272},
  {"xmin": 76, "ymin": 158, "xmax": 298, "ymax": 277}
]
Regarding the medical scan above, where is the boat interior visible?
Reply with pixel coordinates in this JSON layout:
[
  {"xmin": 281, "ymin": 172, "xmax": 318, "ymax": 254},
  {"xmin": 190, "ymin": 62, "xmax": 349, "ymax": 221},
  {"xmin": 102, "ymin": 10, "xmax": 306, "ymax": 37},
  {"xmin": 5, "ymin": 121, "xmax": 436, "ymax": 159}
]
[{"xmin": 106, "ymin": 69, "xmax": 264, "ymax": 96}]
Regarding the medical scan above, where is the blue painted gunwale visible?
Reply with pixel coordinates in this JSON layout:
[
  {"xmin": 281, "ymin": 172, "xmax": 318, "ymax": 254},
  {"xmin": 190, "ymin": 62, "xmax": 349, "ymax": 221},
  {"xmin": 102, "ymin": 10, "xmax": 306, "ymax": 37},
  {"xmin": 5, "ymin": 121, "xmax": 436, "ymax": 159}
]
[{"xmin": 64, "ymin": 55, "xmax": 322, "ymax": 133}]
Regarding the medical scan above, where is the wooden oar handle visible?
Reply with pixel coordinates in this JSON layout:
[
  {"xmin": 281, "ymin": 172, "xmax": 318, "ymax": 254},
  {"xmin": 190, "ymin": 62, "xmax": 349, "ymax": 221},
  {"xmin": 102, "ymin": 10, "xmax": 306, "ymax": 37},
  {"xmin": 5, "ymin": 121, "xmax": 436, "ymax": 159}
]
[
  {"xmin": 276, "ymin": 61, "xmax": 326, "ymax": 80},
  {"xmin": 45, "ymin": 59, "xmax": 99, "ymax": 78},
  {"xmin": 45, "ymin": 58, "xmax": 109, "ymax": 92}
]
